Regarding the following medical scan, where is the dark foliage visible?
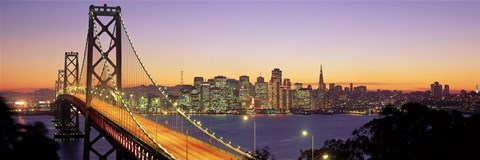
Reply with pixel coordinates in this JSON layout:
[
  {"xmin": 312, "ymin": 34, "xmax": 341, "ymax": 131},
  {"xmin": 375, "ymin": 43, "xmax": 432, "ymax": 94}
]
[
  {"xmin": 299, "ymin": 102, "xmax": 480, "ymax": 160},
  {"xmin": 0, "ymin": 96, "xmax": 60, "ymax": 160},
  {"xmin": 247, "ymin": 146, "xmax": 274, "ymax": 160},
  {"xmin": 298, "ymin": 147, "xmax": 340, "ymax": 160}
]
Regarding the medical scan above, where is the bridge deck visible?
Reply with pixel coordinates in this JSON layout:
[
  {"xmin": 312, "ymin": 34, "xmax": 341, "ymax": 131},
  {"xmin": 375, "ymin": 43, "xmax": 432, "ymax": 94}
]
[{"xmin": 74, "ymin": 94, "xmax": 242, "ymax": 160}]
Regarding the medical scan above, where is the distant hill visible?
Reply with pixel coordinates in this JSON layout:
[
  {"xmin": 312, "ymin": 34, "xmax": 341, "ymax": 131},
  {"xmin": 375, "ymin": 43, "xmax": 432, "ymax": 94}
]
[{"xmin": 0, "ymin": 89, "xmax": 54, "ymax": 103}]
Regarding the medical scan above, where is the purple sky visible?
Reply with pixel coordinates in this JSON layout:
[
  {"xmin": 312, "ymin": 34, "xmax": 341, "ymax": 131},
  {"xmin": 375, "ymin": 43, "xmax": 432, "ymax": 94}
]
[{"xmin": 1, "ymin": 0, "xmax": 479, "ymax": 92}]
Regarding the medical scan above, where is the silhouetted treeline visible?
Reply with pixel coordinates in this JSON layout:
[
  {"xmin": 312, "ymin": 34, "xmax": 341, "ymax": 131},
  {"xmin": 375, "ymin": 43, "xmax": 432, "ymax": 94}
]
[
  {"xmin": 299, "ymin": 102, "xmax": 480, "ymax": 160},
  {"xmin": 0, "ymin": 96, "xmax": 59, "ymax": 160}
]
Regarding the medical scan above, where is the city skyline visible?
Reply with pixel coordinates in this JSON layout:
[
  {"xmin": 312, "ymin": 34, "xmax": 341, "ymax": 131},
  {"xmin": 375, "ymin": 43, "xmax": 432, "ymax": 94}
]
[{"xmin": 1, "ymin": 1, "xmax": 479, "ymax": 92}]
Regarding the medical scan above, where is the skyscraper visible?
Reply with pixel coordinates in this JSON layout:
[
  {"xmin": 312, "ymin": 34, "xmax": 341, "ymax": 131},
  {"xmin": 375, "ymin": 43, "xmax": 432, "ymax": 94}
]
[
  {"xmin": 282, "ymin": 78, "xmax": 292, "ymax": 111},
  {"xmin": 268, "ymin": 68, "xmax": 282, "ymax": 110},
  {"xmin": 317, "ymin": 65, "xmax": 325, "ymax": 99},
  {"xmin": 271, "ymin": 68, "xmax": 282, "ymax": 84},
  {"xmin": 193, "ymin": 77, "xmax": 205, "ymax": 109},
  {"xmin": 214, "ymin": 76, "xmax": 227, "ymax": 88},
  {"xmin": 201, "ymin": 82, "xmax": 211, "ymax": 109},
  {"xmin": 350, "ymin": 82, "xmax": 353, "ymax": 93},
  {"xmin": 329, "ymin": 83, "xmax": 335, "ymax": 91},
  {"xmin": 254, "ymin": 76, "xmax": 268, "ymax": 109},
  {"xmin": 194, "ymin": 77, "xmax": 204, "ymax": 89},
  {"xmin": 239, "ymin": 75, "xmax": 250, "ymax": 99},
  {"xmin": 226, "ymin": 79, "xmax": 240, "ymax": 109},
  {"xmin": 430, "ymin": 81, "xmax": 442, "ymax": 99},
  {"xmin": 212, "ymin": 76, "xmax": 228, "ymax": 110},
  {"xmin": 443, "ymin": 84, "xmax": 450, "ymax": 96},
  {"xmin": 476, "ymin": 84, "xmax": 479, "ymax": 94}
]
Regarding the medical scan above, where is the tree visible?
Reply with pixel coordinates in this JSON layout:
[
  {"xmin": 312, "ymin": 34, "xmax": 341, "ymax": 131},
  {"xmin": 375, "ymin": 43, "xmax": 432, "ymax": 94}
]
[
  {"xmin": 247, "ymin": 146, "xmax": 274, "ymax": 160},
  {"xmin": 299, "ymin": 102, "xmax": 480, "ymax": 160},
  {"xmin": 0, "ymin": 96, "xmax": 60, "ymax": 160}
]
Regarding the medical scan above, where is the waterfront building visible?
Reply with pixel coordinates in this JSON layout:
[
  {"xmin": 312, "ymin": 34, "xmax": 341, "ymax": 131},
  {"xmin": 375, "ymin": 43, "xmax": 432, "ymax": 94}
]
[
  {"xmin": 282, "ymin": 78, "xmax": 292, "ymax": 111},
  {"xmin": 294, "ymin": 88, "xmax": 312, "ymax": 110},
  {"xmin": 211, "ymin": 76, "xmax": 228, "ymax": 110},
  {"xmin": 226, "ymin": 79, "xmax": 239, "ymax": 110},
  {"xmin": 254, "ymin": 76, "xmax": 268, "ymax": 109}
]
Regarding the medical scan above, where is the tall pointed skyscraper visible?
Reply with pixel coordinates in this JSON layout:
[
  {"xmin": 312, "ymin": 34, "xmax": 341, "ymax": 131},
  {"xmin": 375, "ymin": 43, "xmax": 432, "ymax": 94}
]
[
  {"xmin": 318, "ymin": 65, "xmax": 325, "ymax": 99},
  {"xmin": 476, "ymin": 84, "xmax": 479, "ymax": 94}
]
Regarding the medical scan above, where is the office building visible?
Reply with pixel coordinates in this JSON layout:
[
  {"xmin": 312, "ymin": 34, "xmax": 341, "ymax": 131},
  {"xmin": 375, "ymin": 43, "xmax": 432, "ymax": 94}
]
[
  {"xmin": 430, "ymin": 81, "xmax": 442, "ymax": 98},
  {"xmin": 254, "ymin": 76, "xmax": 268, "ymax": 109},
  {"xmin": 194, "ymin": 77, "xmax": 204, "ymax": 90},
  {"xmin": 294, "ymin": 83, "xmax": 302, "ymax": 90},
  {"xmin": 268, "ymin": 68, "xmax": 282, "ymax": 110},
  {"xmin": 294, "ymin": 88, "xmax": 312, "ymax": 110},
  {"xmin": 239, "ymin": 75, "xmax": 250, "ymax": 99},
  {"xmin": 329, "ymin": 83, "xmax": 335, "ymax": 91},
  {"xmin": 443, "ymin": 84, "xmax": 450, "ymax": 96}
]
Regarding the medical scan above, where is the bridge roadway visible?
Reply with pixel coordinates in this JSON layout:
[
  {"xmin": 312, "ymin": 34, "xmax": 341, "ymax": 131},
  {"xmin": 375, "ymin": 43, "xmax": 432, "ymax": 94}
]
[{"xmin": 71, "ymin": 94, "xmax": 242, "ymax": 160}]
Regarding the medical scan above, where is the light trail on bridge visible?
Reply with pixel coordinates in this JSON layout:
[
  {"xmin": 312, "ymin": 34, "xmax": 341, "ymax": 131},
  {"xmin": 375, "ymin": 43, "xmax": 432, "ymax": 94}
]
[{"xmin": 74, "ymin": 94, "xmax": 242, "ymax": 160}]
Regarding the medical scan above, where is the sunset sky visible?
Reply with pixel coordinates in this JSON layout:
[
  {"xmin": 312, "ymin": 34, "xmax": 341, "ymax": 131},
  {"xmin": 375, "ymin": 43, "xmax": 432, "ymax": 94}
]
[{"xmin": 1, "ymin": 0, "xmax": 479, "ymax": 93}]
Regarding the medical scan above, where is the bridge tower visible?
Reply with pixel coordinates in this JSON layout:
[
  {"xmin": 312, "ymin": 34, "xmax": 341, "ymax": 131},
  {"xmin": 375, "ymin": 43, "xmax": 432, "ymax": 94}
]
[
  {"xmin": 54, "ymin": 52, "xmax": 84, "ymax": 139},
  {"xmin": 63, "ymin": 52, "xmax": 79, "ymax": 94},
  {"xmin": 84, "ymin": 4, "xmax": 129, "ymax": 160},
  {"xmin": 57, "ymin": 69, "xmax": 65, "ymax": 96}
]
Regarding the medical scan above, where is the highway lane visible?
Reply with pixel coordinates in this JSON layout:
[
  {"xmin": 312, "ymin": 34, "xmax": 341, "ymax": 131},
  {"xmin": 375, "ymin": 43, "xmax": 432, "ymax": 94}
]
[{"xmin": 74, "ymin": 94, "xmax": 242, "ymax": 160}]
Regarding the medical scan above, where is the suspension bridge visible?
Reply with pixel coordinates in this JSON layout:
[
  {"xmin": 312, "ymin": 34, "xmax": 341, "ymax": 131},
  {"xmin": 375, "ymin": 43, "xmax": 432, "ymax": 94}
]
[{"xmin": 52, "ymin": 4, "xmax": 255, "ymax": 160}]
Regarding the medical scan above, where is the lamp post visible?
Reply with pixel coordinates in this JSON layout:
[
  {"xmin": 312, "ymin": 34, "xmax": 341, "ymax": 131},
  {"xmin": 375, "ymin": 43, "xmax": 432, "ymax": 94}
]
[
  {"xmin": 302, "ymin": 130, "xmax": 314, "ymax": 160},
  {"xmin": 243, "ymin": 115, "xmax": 256, "ymax": 156},
  {"xmin": 186, "ymin": 126, "xmax": 189, "ymax": 160},
  {"xmin": 185, "ymin": 121, "xmax": 201, "ymax": 160}
]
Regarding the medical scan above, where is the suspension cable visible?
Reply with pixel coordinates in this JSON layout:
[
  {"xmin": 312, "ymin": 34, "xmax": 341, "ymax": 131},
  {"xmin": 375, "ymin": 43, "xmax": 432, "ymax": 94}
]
[
  {"xmin": 72, "ymin": 25, "xmax": 88, "ymax": 95},
  {"xmin": 119, "ymin": 12, "xmax": 254, "ymax": 159}
]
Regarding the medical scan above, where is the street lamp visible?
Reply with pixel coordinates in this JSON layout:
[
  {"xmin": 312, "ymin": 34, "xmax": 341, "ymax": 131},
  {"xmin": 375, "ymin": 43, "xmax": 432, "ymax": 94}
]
[
  {"xmin": 185, "ymin": 121, "xmax": 201, "ymax": 160},
  {"xmin": 302, "ymin": 130, "xmax": 314, "ymax": 160},
  {"xmin": 322, "ymin": 154, "xmax": 329, "ymax": 160},
  {"xmin": 243, "ymin": 115, "xmax": 256, "ymax": 156},
  {"xmin": 186, "ymin": 126, "xmax": 189, "ymax": 160}
]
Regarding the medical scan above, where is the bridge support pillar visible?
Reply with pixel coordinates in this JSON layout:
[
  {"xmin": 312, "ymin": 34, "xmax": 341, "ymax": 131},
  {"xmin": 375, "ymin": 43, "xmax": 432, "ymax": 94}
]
[
  {"xmin": 54, "ymin": 52, "xmax": 84, "ymax": 139},
  {"xmin": 54, "ymin": 99, "xmax": 84, "ymax": 139},
  {"xmin": 83, "ymin": 114, "xmax": 133, "ymax": 160}
]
